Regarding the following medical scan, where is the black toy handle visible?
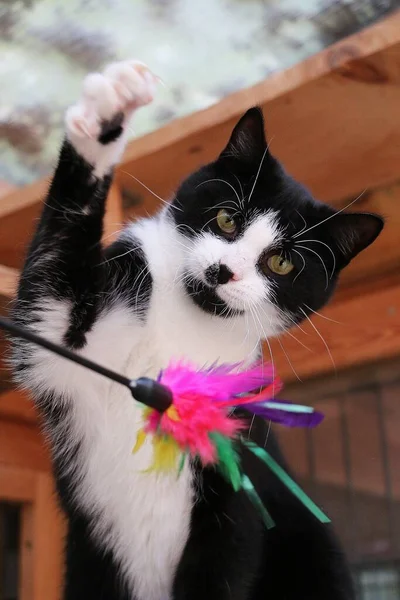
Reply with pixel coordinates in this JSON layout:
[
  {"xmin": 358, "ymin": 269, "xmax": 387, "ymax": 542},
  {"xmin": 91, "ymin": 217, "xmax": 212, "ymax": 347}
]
[{"xmin": 0, "ymin": 316, "xmax": 172, "ymax": 413}]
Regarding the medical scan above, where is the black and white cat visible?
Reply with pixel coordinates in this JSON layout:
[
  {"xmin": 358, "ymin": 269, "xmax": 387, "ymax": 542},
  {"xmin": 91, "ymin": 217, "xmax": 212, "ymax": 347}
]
[{"xmin": 11, "ymin": 60, "xmax": 383, "ymax": 600}]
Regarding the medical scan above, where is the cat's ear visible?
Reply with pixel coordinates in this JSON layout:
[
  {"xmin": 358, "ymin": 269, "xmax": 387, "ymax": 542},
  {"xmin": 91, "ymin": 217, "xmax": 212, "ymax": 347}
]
[
  {"xmin": 328, "ymin": 212, "xmax": 384, "ymax": 266},
  {"xmin": 220, "ymin": 107, "xmax": 268, "ymax": 163}
]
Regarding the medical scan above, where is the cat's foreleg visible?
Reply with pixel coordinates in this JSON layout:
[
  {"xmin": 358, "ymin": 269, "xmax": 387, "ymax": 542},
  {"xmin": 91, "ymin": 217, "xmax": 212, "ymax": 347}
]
[{"xmin": 12, "ymin": 60, "xmax": 156, "ymax": 391}]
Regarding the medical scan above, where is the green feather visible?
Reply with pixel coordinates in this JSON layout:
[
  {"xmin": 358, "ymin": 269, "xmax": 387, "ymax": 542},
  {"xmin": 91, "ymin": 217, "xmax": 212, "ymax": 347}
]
[
  {"xmin": 209, "ymin": 433, "xmax": 242, "ymax": 491},
  {"xmin": 177, "ymin": 452, "xmax": 186, "ymax": 476}
]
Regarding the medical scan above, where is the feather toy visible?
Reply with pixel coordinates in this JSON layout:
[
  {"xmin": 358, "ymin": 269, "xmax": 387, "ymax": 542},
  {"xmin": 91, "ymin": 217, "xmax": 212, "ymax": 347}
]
[
  {"xmin": 132, "ymin": 360, "xmax": 328, "ymax": 527},
  {"xmin": 0, "ymin": 316, "xmax": 330, "ymax": 528}
]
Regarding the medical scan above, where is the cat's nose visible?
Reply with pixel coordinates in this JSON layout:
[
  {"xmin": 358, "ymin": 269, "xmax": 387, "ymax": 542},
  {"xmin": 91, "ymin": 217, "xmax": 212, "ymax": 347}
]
[{"xmin": 205, "ymin": 263, "xmax": 235, "ymax": 286}]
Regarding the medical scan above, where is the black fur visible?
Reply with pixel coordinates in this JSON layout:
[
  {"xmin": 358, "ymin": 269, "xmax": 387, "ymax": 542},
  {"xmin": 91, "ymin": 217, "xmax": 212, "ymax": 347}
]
[{"xmin": 11, "ymin": 106, "xmax": 383, "ymax": 600}]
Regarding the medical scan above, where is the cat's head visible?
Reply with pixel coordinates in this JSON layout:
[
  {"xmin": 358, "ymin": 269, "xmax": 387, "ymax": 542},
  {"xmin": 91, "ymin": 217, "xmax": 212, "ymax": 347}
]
[{"xmin": 170, "ymin": 108, "xmax": 383, "ymax": 336}]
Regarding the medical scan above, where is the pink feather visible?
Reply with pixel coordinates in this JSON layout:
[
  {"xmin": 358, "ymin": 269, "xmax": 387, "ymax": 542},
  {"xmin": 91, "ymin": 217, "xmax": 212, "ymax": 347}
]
[{"xmin": 140, "ymin": 360, "xmax": 279, "ymax": 465}]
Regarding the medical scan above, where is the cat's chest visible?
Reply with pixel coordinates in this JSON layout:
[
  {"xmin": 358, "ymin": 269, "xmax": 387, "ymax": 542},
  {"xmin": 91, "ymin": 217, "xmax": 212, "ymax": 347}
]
[
  {"xmin": 77, "ymin": 291, "xmax": 258, "ymax": 600},
  {"xmin": 131, "ymin": 286, "xmax": 258, "ymax": 378}
]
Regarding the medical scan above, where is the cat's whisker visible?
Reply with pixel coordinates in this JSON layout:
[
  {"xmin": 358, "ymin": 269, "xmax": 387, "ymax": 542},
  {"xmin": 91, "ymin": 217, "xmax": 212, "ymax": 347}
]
[
  {"xmin": 283, "ymin": 329, "xmax": 313, "ymax": 353},
  {"xmin": 249, "ymin": 306, "xmax": 276, "ymax": 397},
  {"xmin": 303, "ymin": 304, "xmax": 342, "ymax": 324},
  {"xmin": 291, "ymin": 248, "xmax": 306, "ymax": 285},
  {"xmin": 263, "ymin": 420, "xmax": 272, "ymax": 448},
  {"xmin": 283, "ymin": 311, "xmax": 310, "ymax": 337},
  {"xmin": 99, "ymin": 245, "xmax": 139, "ymax": 265},
  {"xmin": 295, "ymin": 239, "xmax": 336, "ymax": 278},
  {"xmin": 247, "ymin": 414, "xmax": 256, "ymax": 440},
  {"xmin": 204, "ymin": 199, "xmax": 240, "ymax": 213},
  {"xmin": 204, "ymin": 204, "xmax": 239, "ymax": 215},
  {"xmin": 257, "ymin": 302, "xmax": 307, "ymax": 378},
  {"xmin": 175, "ymin": 223, "xmax": 198, "ymax": 237},
  {"xmin": 299, "ymin": 307, "xmax": 336, "ymax": 374},
  {"xmin": 242, "ymin": 311, "xmax": 251, "ymax": 347},
  {"xmin": 247, "ymin": 147, "xmax": 268, "ymax": 204},
  {"xmin": 134, "ymin": 263, "xmax": 151, "ymax": 307},
  {"xmin": 169, "ymin": 235, "xmax": 192, "ymax": 253},
  {"xmin": 246, "ymin": 305, "xmax": 263, "ymax": 358},
  {"xmin": 121, "ymin": 170, "xmax": 182, "ymax": 212},
  {"xmin": 292, "ymin": 190, "xmax": 366, "ymax": 239},
  {"xmin": 196, "ymin": 178, "xmax": 242, "ymax": 208},
  {"xmin": 295, "ymin": 210, "xmax": 308, "ymax": 236},
  {"xmin": 201, "ymin": 211, "xmax": 241, "ymax": 232},
  {"xmin": 243, "ymin": 301, "xmax": 259, "ymax": 348},
  {"xmin": 295, "ymin": 245, "xmax": 329, "ymax": 291},
  {"xmin": 232, "ymin": 174, "xmax": 245, "ymax": 210},
  {"xmin": 263, "ymin": 335, "xmax": 276, "ymax": 397},
  {"xmin": 276, "ymin": 337, "xmax": 302, "ymax": 382},
  {"xmin": 202, "ymin": 215, "xmax": 219, "ymax": 230},
  {"xmin": 101, "ymin": 228, "xmax": 125, "ymax": 244}
]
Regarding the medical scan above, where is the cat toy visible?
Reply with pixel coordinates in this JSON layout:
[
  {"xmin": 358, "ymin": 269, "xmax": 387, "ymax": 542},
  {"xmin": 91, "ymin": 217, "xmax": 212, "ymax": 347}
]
[{"xmin": 0, "ymin": 316, "xmax": 329, "ymax": 529}]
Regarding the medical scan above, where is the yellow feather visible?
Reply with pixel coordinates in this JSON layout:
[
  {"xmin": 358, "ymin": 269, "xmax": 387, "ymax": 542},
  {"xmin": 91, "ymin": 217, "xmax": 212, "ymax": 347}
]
[
  {"xmin": 145, "ymin": 436, "xmax": 180, "ymax": 473},
  {"xmin": 132, "ymin": 429, "xmax": 147, "ymax": 454},
  {"xmin": 166, "ymin": 405, "xmax": 180, "ymax": 421}
]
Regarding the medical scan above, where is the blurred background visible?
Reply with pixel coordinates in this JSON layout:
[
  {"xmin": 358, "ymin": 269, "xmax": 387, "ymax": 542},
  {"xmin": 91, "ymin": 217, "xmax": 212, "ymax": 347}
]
[
  {"xmin": 0, "ymin": 1, "xmax": 399, "ymax": 599},
  {"xmin": 0, "ymin": 0, "xmax": 397, "ymax": 185}
]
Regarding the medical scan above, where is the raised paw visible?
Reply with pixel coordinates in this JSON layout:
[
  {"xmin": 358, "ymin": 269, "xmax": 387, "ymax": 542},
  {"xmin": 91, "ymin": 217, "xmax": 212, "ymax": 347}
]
[{"xmin": 65, "ymin": 60, "xmax": 157, "ymax": 176}]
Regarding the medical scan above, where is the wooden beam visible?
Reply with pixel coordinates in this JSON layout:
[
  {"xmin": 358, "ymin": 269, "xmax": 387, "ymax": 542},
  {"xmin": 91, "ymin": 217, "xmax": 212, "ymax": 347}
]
[
  {"xmin": 0, "ymin": 420, "xmax": 51, "ymax": 472},
  {"xmin": 0, "ymin": 264, "xmax": 19, "ymax": 300},
  {"xmin": 22, "ymin": 473, "xmax": 65, "ymax": 600},
  {"xmin": 337, "ymin": 182, "xmax": 400, "ymax": 288},
  {"xmin": 0, "ymin": 389, "xmax": 37, "ymax": 424},
  {"xmin": 0, "ymin": 200, "xmax": 41, "ymax": 269},
  {"xmin": 103, "ymin": 183, "xmax": 124, "ymax": 244},
  {"xmin": 0, "ymin": 465, "xmax": 37, "ymax": 503},
  {"xmin": 118, "ymin": 10, "xmax": 400, "ymax": 214},
  {"xmin": 269, "ymin": 279, "xmax": 400, "ymax": 383}
]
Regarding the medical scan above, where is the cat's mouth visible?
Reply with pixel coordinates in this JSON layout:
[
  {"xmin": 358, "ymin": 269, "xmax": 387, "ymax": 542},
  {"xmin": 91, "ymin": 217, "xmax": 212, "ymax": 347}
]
[{"xmin": 183, "ymin": 275, "xmax": 244, "ymax": 317}]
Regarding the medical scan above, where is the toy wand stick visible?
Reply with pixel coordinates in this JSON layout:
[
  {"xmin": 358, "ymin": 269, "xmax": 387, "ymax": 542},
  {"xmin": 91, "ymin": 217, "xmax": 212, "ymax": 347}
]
[{"xmin": 0, "ymin": 316, "xmax": 173, "ymax": 413}]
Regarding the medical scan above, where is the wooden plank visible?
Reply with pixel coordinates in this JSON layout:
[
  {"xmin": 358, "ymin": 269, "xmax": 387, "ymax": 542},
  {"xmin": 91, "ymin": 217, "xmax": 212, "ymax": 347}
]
[
  {"xmin": 0, "ymin": 179, "xmax": 47, "ymax": 221},
  {"xmin": 0, "ymin": 202, "xmax": 41, "ymax": 269},
  {"xmin": 29, "ymin": 473, "xmax": 65, "ymax": 600},
  {"xmin": 18, "ymin": 473, "xmax": 66, "ymax": 600},
  {"xmin": 20, "ymin": 503, "xmax": 34, "ymax": 600},
  {"xmin": 338, "ymin": 183, "xmax": 400, "ymax": 287},
  {"xmin": 0, "ymin": 420, "xmax": 51, "ymax": 472},
  {"xmin": 0, "ymin": 266, "xmax": 20, "ymax": 394},
  {"xmin": 269, "ymin": 281, "xmax": 400, "ymax": 383},
  {"xmin": 0, "ymin": 389, "xmax": 37, "ymax": 424},
  {"xmin": 103, "ymin": 183, "xmax": 124, "ymax": 244},
  {"xmin": 0, "ymin": 264, "xmax": 19, "ymax": 300},
  {"xmin": 118, "ymin": 10, "xmax": 400, "ymax": 213},
  {"xmin": 0, "ymin": 465, "xmax": 36, "ymax": 502}
]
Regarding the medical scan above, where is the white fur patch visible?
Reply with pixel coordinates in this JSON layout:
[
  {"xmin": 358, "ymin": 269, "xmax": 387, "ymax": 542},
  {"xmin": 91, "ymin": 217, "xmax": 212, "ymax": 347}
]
[{"xmin": 65, "ymin": 60, "xmax": 157, "ymax": 178}]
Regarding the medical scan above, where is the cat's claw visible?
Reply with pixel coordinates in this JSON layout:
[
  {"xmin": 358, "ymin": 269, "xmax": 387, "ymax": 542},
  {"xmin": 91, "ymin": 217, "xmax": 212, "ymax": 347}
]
[{"xmin": 65, "ymin": 60, "xmax": 157, "ymax": 175}]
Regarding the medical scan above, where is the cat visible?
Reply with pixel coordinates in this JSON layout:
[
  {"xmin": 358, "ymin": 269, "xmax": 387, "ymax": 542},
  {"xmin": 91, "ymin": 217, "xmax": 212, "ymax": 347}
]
[{"xmin": 11, "ymin": 60, "xmax": 383, "ymax": 600}]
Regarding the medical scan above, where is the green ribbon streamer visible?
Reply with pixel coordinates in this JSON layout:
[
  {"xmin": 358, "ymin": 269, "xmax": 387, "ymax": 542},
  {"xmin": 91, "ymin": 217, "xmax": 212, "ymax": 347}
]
[
  {"xmin": 242, "ymin": 438, "xmax": 331, "ymax": 524},
  {"xmin": 241, "ymin": 474, "xmax": 275, "ymax": 529},
  {"xmin": 177, "ymin": 452, "xmax": 186, "ymax": 476}
]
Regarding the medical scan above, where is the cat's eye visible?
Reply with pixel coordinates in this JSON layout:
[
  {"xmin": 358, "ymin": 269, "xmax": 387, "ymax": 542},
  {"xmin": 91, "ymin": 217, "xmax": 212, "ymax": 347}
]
[
  {"xmin": 216, "ymin": 209, "xmax": 237, "ymax": 235},
  {"xmin": 264, "ymin": 254, "xmax": 294, "ymax": 276}
]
